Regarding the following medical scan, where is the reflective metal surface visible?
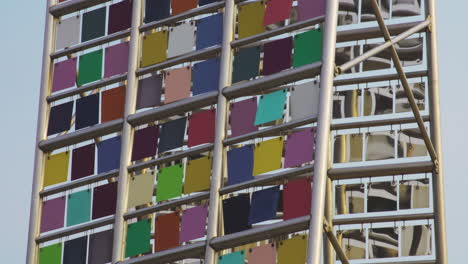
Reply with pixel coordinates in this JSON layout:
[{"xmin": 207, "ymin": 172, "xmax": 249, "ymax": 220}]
[
  {"xmin": 401, "ymin": 225, "xmax": 432, "ymax": 256},
  {"xmin": 364, "ymin": 85, "xmax": 393, "ymax": 116},
  {"xmin": 365, "ymin": 131, "xmax": 395, "ymax": 161},
  {"xmin": 333, "ymin": 90, "xmax": 361, "ymax": 118},
  {"xmin": 361, "ymin": 0, "xmax": 390, "ymax": 22},
  {"xmin": 396, "ymin": 82, "xmax": 425, "ymax": 113},
  {"xmin": 340, "ymin": 230, "xmax": 366, "ymax": 260},
  {"xmin": 399, "ymin": 179, "xmax": 430, "ymax": 209},
  {"xmin": 398, "ymin": 128, "xmax": 428, "ymax": 158},
  {"xmin": 368, "ymin": 227, "xmax": 399, "ymax": 259},
  {"xmin": 334, "ymin": 134, "xmax": 363, "ymax": 163},
  {"xmin": 336, "ymin": 46, "xmax": 360, "ymax": 73},
  {"xmin": 335, "ymin": 184, "xmax": 365, "ymax": 214},
  {"xmin": 368, "ymin": 181, "xmax": 397, "ymax": 212}
]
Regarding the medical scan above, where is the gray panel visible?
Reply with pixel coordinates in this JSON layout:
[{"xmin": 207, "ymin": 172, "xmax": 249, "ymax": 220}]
[
  {"xmin": 56, "ymin": 15, "xmax": 81, "ymax": 51},
  {"xmin": 167, "ymin": 22, "xmax": 196, "ymax": 58},
  {"xmin": 290, "ymin": 81, "xmax": 320, "ymax": 121}
]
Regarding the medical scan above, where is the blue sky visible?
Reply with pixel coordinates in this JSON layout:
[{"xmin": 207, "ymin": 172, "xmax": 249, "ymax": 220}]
[{"xmin": 0, "ymin": 0, "xmax": 465, "ymax": 262}]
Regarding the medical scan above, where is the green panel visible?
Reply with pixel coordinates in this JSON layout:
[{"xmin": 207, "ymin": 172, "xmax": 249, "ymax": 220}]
[
  {"xmin": 67, "ymin": 190, "xmax": 91, "ymax": 226},
  {"xmin": 125, "ymin": 219, "xmax": 152, "ymax": 257},
  {"xmin": 156, "ymin": 164, "xmax": 184, "ymax": 202},
  {"xmin": 218, "ymin": 250, "xmax": 245, "ymax": 264},
  {"xmin": 81, "ymin": 7, "xmax": 106, "ymax": 42},
  {"xmin": 232, "ymin": 46, "xmax": 260, "ymax": 83},
  {"xmin": 39, "ymin": 243, "xmax": 62, "ymax": 264},
  {"xmin": 293, "ymin": 29, "xmax": 323, "ymax": 68},
  {"xmin": 77, "ymin": 50, "xmax": 103, "ymax": 86},
  {"xmin": 254, "ymin": 89, "xmax": 287, "ymax": 126}
]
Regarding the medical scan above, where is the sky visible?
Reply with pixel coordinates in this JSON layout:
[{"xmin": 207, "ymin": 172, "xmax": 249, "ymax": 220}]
[{"xmin": 0, "ymin": 0, "xmax": 465, "ymax": 262}]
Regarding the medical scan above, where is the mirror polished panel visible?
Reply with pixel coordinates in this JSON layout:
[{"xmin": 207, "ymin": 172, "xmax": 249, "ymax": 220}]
[
  {"xmin": 396, "ymin": 38, "xmax": 424, "ymax": 67},
  {"xmin": 333, "ymin": 90, "xmax": 361, "ymax": 119},
  {"xmin": 368, "ymin": 227, "xmax": 399, "ymax": 259},
  {"xmin": 338, "ymin": 0, "xmax": 359, "ymax": 26},
  {"xmin": 340, "ymin": 230, "xmax": 366, "ymax": 260},
  {"xmin": 397, "ymin": 128, "xmax": 428, "ymax": 158},
  {"xmin": 361, "ymin": 0, "xmax": 390, "ymax": 22},
  {"xmin": 396, "ymin": 82, "xmax": 425, "ymax": 113},
  {"xmin": 401, "ymin": 225, "xmax": 432, "ymax": 256},
  {"xmin": 336, "ymin": 46, "xmax": 360, "ymax": 73},
  {"xmin": 366, "ymin": 131, "xmax": 395, "ymax": 161},
  {"xmin": 334, "ymin": 134, "xmax": 363, "ymax": 163},
  {"xmin": 392, "ymin": 0, "xmax": 422, "ymax": 17},
  {"xmin": 399, "ymin": 179, "xmax": 430, "ymax": 209},
  {"xmin": 335, "ymin": 184, "xmax": 365, "ymax": 215},
  {"xmin": 363, "ymin": 43, "xmax": 392, "ymax": 71},
  {"xmin": 368, "ymin": 181, "xmax": 397, "ymax": 212},
  {"xmin": 364, "ymin": 86, "xmax": 393, "ymax": 116}
]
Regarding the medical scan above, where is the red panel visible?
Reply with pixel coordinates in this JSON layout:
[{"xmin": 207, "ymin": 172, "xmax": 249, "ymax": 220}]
[
  {"xmin": 283, "ymin": 178, "xmax": 312, "ymax": 220},
  {"xmin": 154, "ymin": 212, "xmax": 180, "ymax": 252},
  {"xmin": 187, "ymin": 109, "xmax": 216, "ymax": 147},
  {"xmin": 263, "ymin": 0, "xmax": 293, "ymax": 26}
]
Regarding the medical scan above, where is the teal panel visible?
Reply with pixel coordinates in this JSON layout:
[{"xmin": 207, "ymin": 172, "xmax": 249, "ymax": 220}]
[
  {"xmin": 67, "ymin": 190, "xmax": 91, "ymax": 226},
  {"xmin": 125, "ymin": 219, "xmax": 152, "ymax": 257},
  {"xmin": 218, "ymin": 250, "xmax": 245, "ymax": 264},
  {"xmin": 254, "ymin": 89, "xmax": 287, "ymax": 126}
]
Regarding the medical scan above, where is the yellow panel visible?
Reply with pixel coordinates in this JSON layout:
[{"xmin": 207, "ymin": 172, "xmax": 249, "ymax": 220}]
[
  {"xmin": 238, "ymin": 2, "xmax": 266, "ymax": 39},
  {"xmin": 277, "ymin": 235, "xmax": 308, "ymax": 264},
  {"xmin": 253, "ymin": 137, "xmax": 284, "ymax": 176},
  {"xmin": 127, "ymin": 172, "xmax": 155, "ymax": 208},
  {"xmin": 183, "ymin": 156, "xmax": 211, "ymax": 194},
  {"xmin": 43, "ymin": 152, "xmax": 69, "ymax": 187},
  {"xmin": 141, "ymin": 30, "xmax": 168, "ymax": 67}
]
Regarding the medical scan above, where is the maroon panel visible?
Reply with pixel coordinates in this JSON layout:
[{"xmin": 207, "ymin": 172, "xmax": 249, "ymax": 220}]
[
  {"xmin": 283, "ymin": 178, "xmax": 312, "ymax": 220},
  {"xmin": 131, "ymin": 126, "xmax": 159, "ymax": 161},
  {"xmin": 187, "ymin": 109, "xmax": 216, "ymax": 147},
  {"xmin": 71, "ymin": 143, "xmax": 95, "ymax": 180},
  {"xmin": 108, "ymin": 0, "xmax": 133, "ymax": 34},
  {"xmin": 262, "ymin": 37, "xmax": 293, "ymax": 75},
  {"xmin": 92, "ymin": 182, "xmax": 118, "ymax": 220}
]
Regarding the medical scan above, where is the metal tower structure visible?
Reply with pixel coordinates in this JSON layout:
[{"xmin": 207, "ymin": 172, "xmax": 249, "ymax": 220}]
[{"xmin": 27, "ymin": 0, "xmax": 446, "ymax": 264}]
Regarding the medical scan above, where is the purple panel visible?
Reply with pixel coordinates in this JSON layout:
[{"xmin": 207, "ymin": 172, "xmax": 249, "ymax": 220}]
[
  {"xmin": 179, "ymin": 205, "xmax": 208, "ymax": 243},
  {"xmin": 40, "ymin": 196, "xmax": 65, "ymax": 233},
  {"xmin": 229, "ymin": 97, "xmax": 258, "ymax": 137},
  {"xmin": 108, "ymin": 0, "xmax": 133, "ymax": 34},
  {"xmin": 104, "ymin": 42, "xmax": 130, "ymax": 78},
  {"xmin": 92, "ymin": 182, "xmax": 118, "ymax": 220},
  {"xmin": 71, "ymin": 144, "xmax": 95, "ymax": 181},
  {"xmin": 131, "ymin": 126, "xmax": 159, "ymax": 161},
  {"xmin": 52, "ymin": 58, "xmax": 77, "ymax": 93},
  {"xmin": 297, "ymin": 0, "xmax": 326, "ymax": 21},
  {"xmin": 284, "ymin": 128, "xmax": 315, "ymax": 168},
  {"xmin": 262, "ymin": 37, "xmax": 292, "ymax": 75},
  {"xmin": 88, "ymin": 229, "xmax": 113, "ymax": 264}
]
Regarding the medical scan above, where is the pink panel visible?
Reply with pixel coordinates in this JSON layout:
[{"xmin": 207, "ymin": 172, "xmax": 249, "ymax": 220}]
[
  {"xmin": 229, "ymin": 97, "xmax": 258, "ymax": 137},
  {"xmin": 104, "ymin": 42, "xmax": 130, "ymax": 78},
  {"xmin": 164, "ymin": 66, "xmax": 192, "ymax": 104},
  {"xmin": 40, "ymin": 196, "xmax": 66, "ymax": 233},
  {"xmin": 297, "ymin": 0, "xmax": 326, "ymax": 21},
  {"xmin": 248, "ymin": 244, "xmax": 277, "ymax": 264},
  {"xmin": 179, "ymin": 205, "xmax": 208, "ymax": 243},
  {"xmin": 284, "ymin": 128, "xmax": 315, "ymax": 168}
]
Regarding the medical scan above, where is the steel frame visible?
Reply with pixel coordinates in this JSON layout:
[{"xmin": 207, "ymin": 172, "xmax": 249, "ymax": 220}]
[{"xmin": 27, "ymin": 0, "xmax": 447, "ymax": 263}]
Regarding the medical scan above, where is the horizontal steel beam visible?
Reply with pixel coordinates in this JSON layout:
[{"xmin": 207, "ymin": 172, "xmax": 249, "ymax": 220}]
[
  {"xmin": 119, "ymin": 242, "xmax": 205, "ymax": 264},
  {"xmin": 333, "ymin": 70, "xmax": 427, "ymax": 87},
  {"xmin": 36, "ymin": 215, "xmax": 114, "ymax": 243},
  {"xmin": 124, "ymin": 192, "xmax": 210, "ymax": 220},
  {"xmin": 39, "ymin": 170, "xmax": 118, "ymax": 198},
  {"xmin": 47, "ymin": 73, "xmax": 127, "ymax": 103},
  {"xmin": 333, "ymin": 212, "xmax": 434, "ymax": 225},
  {"xmin": 231, "ymin": 16, "xmax": 325, "ymax": 48},
  {"xmin": 336, "ymin": 21, "xmax": 427, "ymax": 43},
  {"xmin": 51, "ymin": 29, "xmax": 131, "ymax": 59},
  {"xmin": 329, "ymin": 161, "xmax": 434, "ymax": 180},
  {"xmin": 128, "ymin": 144, "xmax": 214, "ymax": 173},
  {"xmin": 331, "ymin": 115, "xmax": 429, "ymax": 130},
  {"xmin": 219, "ymin": 165, "xmax": 313, "ymax": 195},
  {"xmin": 49, "ymin": 0, "xmax": 110, "ymax": 17},
  {"xmin": 127, "ymin": 91, "xmax": 218, "ymax": 127},
  {"xmin": 354, "ymin": 260, "xmax": 436, "ymax": 264},
  {"xmin": 140, "ymin": 1, "xmax": 225, "ymax": 32},
  {"xmin": 38, "ymin": 118, "xmax": 123, "ymax": 152},
  {"xmin": 210, "ymin": 216, "xmax": 310, "ymax": 251},
  {"xmin": 223, "ymin": 62, "xmax": 322, "ymax": 99},
  {"xmin": 136, "ymin": 46, "xmax": 221, "ymax": 77}
]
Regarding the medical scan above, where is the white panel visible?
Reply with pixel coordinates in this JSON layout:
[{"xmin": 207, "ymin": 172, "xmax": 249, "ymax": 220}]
[
  {"xmin": 289, "ymin": 81, "xmax": 320, "ymax": 121},
  {"xmin": 55, "ymin": 15, "xmax": 81, "ymax": 51},
  {"xmin": 167, "ymin": 22, "xmax": 196, "ymax": 58}
]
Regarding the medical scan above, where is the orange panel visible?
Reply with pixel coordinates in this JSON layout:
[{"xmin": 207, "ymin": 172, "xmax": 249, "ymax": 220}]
[
  {"xmin": 171, "ymin": 0, "xmax": 197, "ymax": 16},
  {"xmin": 154, "ymin": 212, "xmax": 180, "ymax": 252},
  {"xmin": 101, "ymin": 86, "xmax": 126, "ymax": 123}
]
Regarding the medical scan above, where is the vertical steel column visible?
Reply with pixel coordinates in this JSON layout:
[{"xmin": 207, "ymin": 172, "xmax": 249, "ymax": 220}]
[
  {"xmin": 204, "ymin": 0, "xmax": 236, "ymax": 263},
  {"xmin": 324, "ymin": 178, "xmax": 334, "ymax": 264},
  {"xmin": 26, "ymin": 1, "xmax": 56, "ymax": 263},
  {"xmin": 111, "ymin": 0, "xmax": 142, "ymax": 262},
  {"xmin": 306, "ymin": 0, "xmax": 339, "ymax": 263},
  {"xmin": 424, "ymin": 0, "xmax": 448, "ymax": 263}
]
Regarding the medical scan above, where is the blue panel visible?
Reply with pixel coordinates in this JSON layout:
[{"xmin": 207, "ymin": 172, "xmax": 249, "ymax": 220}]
[
  {"xmin": 192, "ymin": 58, "xmax": 220, "ymax": 96},
  {"xmin": 199, "ymin": 0, "xmax": 218, "ymax": 6},
  {"xmin": 97, "ymin": 136, "xmax": 121, "ymax": 174},
  {"xmin": 47, "ymin": 101, "xmax": 74, "ymax": 136},
  {"xmin": 144, "ymin": 0, "xmax": 170, "ymax": 23},
  {"xmin": 227, "ymin": 145, "xmax": 254, "ymax": 185},
  {"xmin": 158, "ymin": 117, "xmax": 187, "ymax": 153},
  {"xmin": 248, "ymin": 186, "xmax": 280, "ymax": 224},
  {"xmin": 196, "ymin": 13, "xmax": 223, "ymax": 50},
  {"xmin": 75, "ymin": 93, "xmax": 99, "ymax": 130}
]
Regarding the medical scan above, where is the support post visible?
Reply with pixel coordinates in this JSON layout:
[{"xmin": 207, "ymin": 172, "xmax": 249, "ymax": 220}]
[
  {"xmin": 306, "ymin": 0, "xmax": 339, "ymax": 263},
  {"xmin": 369, "ymin": 0, "xmax": 438, "ymax": 163},
  {"xmin": 111, "ymin": 0, "xmax": 142, "ymax": 262},
  {"xmin": 424, "ymin": 0, "xmax": 448, "ymax": 263},
  {"xmin": 26, "ymin": 1, "xmax": 56, "ymax": 263},
  {"xmin": 204, "ymin": 0, "xmax": 236, "ymax": 263},
  {"xmin": 324, "ymin": 178, "xmax": 334, "ymax": 264}
]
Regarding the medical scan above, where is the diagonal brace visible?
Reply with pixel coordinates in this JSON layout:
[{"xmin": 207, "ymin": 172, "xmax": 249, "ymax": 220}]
[
  {"xmin": 369, "ymin": 0, "xmax": 438, "ymax": 166},
  {"xmin": 323, "ymin": 219, "xmax": 350, "ymax": 264}
]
